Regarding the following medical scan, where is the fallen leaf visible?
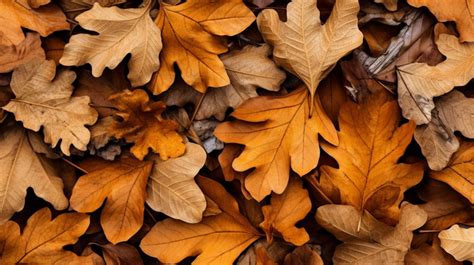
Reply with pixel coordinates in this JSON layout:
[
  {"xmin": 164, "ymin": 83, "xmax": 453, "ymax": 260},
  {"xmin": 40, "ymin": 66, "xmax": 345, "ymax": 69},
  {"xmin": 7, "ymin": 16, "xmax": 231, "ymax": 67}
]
[
  {"xmin": 439, "ymin": 225, "xmax": 474, "ymax": 262},
  {"xmin": 405, "ymin": 241, "xmax": 461, "ymax": 265},
  {"xmin": 60, "ymin": 0, "xmax": 161, "ymax": 87},
  {"xmin": 430, "ymin": 141, "xmax": 474, "ymax": 203},
  {"xmin": 319, "ymin": 92, "xmax": 424, "ymax": 223},
  {"xmin": 93, "ymin": 243, "xmax": 143, "ymax": 265},
  {"xmin": 140, "ymin": 176, "xmax": 261, "ymax": 265},
  {"xmin": 237, "ymin": 239, "xmax": 293, "ymax": 265},
  {"xmin": 375, "ymin": 0, "xmax": 398, "ymax": 11},
  {"xmin": 415, "ymin": 90, "xmax": 474, "ymax": 170},
  {"xmin": 59, "ymin": 0, "xmax": 127, "ymax": 19},
  {"xmin": 215, "ymin": 88, "xmax": 338, "ymax": 201},
  {"xmin": 43, "ymin": 36, "xmax": 65, "ymax": 64},
  {"xmin": 315, "ymin": 203, "xmax": 427, "ymax": 264},
  {"xmin": 161, "ymin": 44, "xmax": 285, "ymax": 121},
  {"xmin": 256, "ymin": 246, "xmax": 277, "ymax": 265},
  {"xmin": 257, "ymin": 0, "xmax": 363, "ymax": 108},
  {"xmin": 0, "ymin": 122, "xmax": 68, "ymax": 223},
  {"xmin": 407, "ymin": 0, "xmax": 474, "ymax": 42},
  {"xmin": 397, "ymin": 28, "xmax": 474, "ymax": 125},
  {"xmin": 108, "ymin": 89, "xmax": 185, "ymax": 160},
  {"xmin": 146, "ymin": 142, "xmax": 206, "ymax": 223},
  {"xmin": 150, "ymin": 0, "xmax": 255, "ymax": 94},
  {"xmin": 283, "ymin": 245, "xmax": 324, "ymax": 265},
  {"xmin": 260, "ymin": 177, "xmax": 311, "ymax": 246},
  {"xmin": 0, "ymin": 208, "xmax": 96, "ymax": 264},
  {"xmin": 251, "ymin": 0, "xmax": 274, "ymax": 9},
  {"xmin": 0, "ymin": 32, "xmax": 45, "ymax": 73},
  {"xmin": 2, "ymin": 59, "xmax": 98, "ymax": 155},
  {"xmin": 70, "ymin": 156, "xmax": 153, "ymax": 243},
  {"xmin": 0, "ymin": 0, "xmax": 69, "ymax": 46}
]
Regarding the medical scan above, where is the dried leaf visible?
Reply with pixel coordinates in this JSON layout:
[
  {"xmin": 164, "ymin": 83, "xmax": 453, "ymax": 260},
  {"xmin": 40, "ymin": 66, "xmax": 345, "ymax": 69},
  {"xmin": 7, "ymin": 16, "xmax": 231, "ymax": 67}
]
[
  {"xmin": 375, "ymin": 0, "xmax": 398, "ymax": 11},
  {"xmin": 0, "ymin": 208, "xmax": 96, "ymax": 264},
  {"xmin": 150, "ymin": 0, "xmax": 255, "ymax": 94},
  {"xmin": 407, "ymin": 0, "xmax": 474, "ymax": 42},
  {"xmin": 257, "ymin": 0, "xmax": 363, "ymax": 107},
  {"xmin": 405, "ymin": 241, "xmax": 461, "ymax": 265},
  {"xmin": 439, "ymin": 225, "xmax": 474, "ymax": 262},
  {"xmin": 0, "ymin": 32, "xmax": 45, "ymax": 73},
  {"xmin": 260, "ymin": 178, "xmax": 311, "ymax": 246},
  {"xmin": 70, "ymin": 156, "xmax": 153, "ymax": 243},
  {"xmin": 162, "ymin": 44, "xmax": 285, "ymax": 121},
  {"xmin": 2, "ymin": 59, "xmax": 98, "ymax": 155},
  {"xmin": 430, "ymin": 141, "xmax": 474, "ymax": 203},
  {"xmin": 215, "ymin": 88, "xmax": 338, "ymax": 201},
  {"xmin": 320, "ymin": 93, "xmax": 423, "ymax": 222},
  {"xmin": 94, "ymin": 243, "xmax": 143, "ymax": 265},
  {"xmin": 316, "ymin": 203, "xmax": 427, "ymax": 264},
  {"xmin": 60, "ymin": 1, "xmax": 161, "ymax": 86},
  {"xmin": 0, "ymin": 122, "xmax": 68, "ymax": 223},
  {"xmin": 140, "ymin": 176, "xmax": 261, "ymax": 265},
  {"xmin": 146, "ymin": 142, "xmax": 206, "ymax": 223},
  {"xmin": 108, "ymin": 89, "xmax": 185, "ymax": 160},
  {"xmin": 0, "ymin": 0, "xmax": 69, "ymax": 46},
  {"xmin": 283, "ymin": 245, "xmax": 324, "ymax": 265},
  {"xmin": 397, "ymin": 29, "xmax": 474, "ymax": 125}
]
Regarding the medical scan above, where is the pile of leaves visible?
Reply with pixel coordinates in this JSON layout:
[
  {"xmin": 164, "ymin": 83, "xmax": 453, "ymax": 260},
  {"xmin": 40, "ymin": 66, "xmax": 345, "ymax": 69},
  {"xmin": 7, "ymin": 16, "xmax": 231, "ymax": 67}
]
[{"xmin": 0, "ymin": 0, "xmax": 473, "ymax": 264}]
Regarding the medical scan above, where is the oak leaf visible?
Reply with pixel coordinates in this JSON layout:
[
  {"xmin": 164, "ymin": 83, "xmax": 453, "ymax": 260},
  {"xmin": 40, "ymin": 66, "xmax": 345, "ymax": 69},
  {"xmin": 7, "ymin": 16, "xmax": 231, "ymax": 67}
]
[
  {"xmin": 108, "ymin": 89, "xmax": 185, "ymax": 160},
  {"xmin": 319, "ymin": 93, "xmax": 424, "ymax": 223},
  {"xmin": 60, "ymin": 1, "xmax": 161, "ymax": 87},
  {"xmin": 283, "ymin": 246, "xmax": 324, "ymax": 265},
  {"xmin": 406, "ymin": 241, "xmax": 461, "ymax": 265},
  {"xmin": 397, "ymin": 29, "xmax": 474, "ymax": 125},
  {"xmin": 0, "ymin": 122, "xmax": 68, "ymax": 223},
  {"xmin": 2, "ymin": 59, "xmax": 98, "ymax": 155},
  {"xmin": 407, "ymin": 0, "xmax": 474, "ymax": 42},
  {"xmin": 257, "ymin": 0, "xmax": 363, "ymax": 108},
  {"xmin": 0, "ymin": 32, "xmax": 45, "ymax": 73},
  {"xmin": 150, "ymin": 0, "xmax": 255, "ymax": 94},
  {"xmin": 215, "ymin": 88, "xmax": 338, "ymax": 201},
  {"xmin": 315, "ymin": 203, "xmax": 427, "ymax": 264},
  {"xmin": 70, "ymin": 156, "xmax": 153, "ymax": 243},
  {"xmin": 0, "ymin": 208, "xmax": 96, "ymax": 264},
  {"xmin": 260, "ymin": 178, "xmax": 311, "ymax": 246},
  {"xmin": 439, "ymin": 225, "xmax": 474, "ymax": 262},
  {"xmin": 140, "ymin": 176, "xmax": 261, "ymax": 265},
  {"xmin": 415, "ymin": 90, "xmax": 474, "ymax": 170},
  {"xmin": 162, "ymin": 44, "xmax": 285, "ymax": 121},
  {"xmin": 93, "ymin": 243, "xmax": 143, "ymax": 265},
  {"xmin": 146, "ymin": 142, "xmax": 206, "ymax": 223},
  {"xmin": 430, "ymin": 141, "xmax": 474, "ymax": 203},
  {"xmin": 0, "ymin": 0, "xmax": 69, "ymax": 46}
]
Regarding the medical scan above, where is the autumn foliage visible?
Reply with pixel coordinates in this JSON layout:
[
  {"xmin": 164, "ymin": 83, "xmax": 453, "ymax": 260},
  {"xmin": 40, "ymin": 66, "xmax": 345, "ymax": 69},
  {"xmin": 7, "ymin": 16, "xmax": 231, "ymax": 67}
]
[{"xmin": 0, "ymin": 0, "xmax": 473, "ymax": 264}]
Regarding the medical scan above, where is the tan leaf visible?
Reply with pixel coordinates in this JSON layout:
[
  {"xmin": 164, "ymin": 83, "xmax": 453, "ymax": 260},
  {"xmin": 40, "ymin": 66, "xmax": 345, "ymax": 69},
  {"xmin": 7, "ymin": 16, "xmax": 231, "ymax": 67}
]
[
  {"xmin": 407, "ymin": 0, "xmax": 474, "ymax": 42},
  {"xmin": 150, "ymin": 0, "xmax": 255, "ymax": 94},
  {"xmin": 146, "ymin": 142, "xmax": 206, "ymax": 223},
  {"xmin": 375, "ymin": 0, "xmax": 398, "ymax": 11},
  {"xmin": 70, "ymin": 156, "xmax": 153, "ymax": 243},
  {"xmin": 59, "ymin": 0, "xmax": 127, "ymax": 19},
  {"xmin": 0, "ymin": 32, "xmax": 45, "ymax": 73},
  {"xmin": 0, "ymin": 122, "xmax": 68, "ymax": 223},
  {"xmin": 60, "ymin": 1, "xmax": 161, "ymax": 86},
  {"xmin": 260, "ymin": 178, "xmax": 311, "ymax": 246},
  {"xmin": 415, "ymin": 90, "xmax": 474, "ymax": 170},
  {"xmin": 215, "ymin": 88, "xmax": 338, "ymax": 201},
  {"xmin": 94, "ymin": 243, "xmax": 143, "ymax": 265},
  {"xmin": 397, "ymin": 28, "xmax": 474, "ymax": 125},
  {"xmin": 320, "ymin": 93, "xmax": 424, "ymax": 223},
  {"xmin": 161, "ymin": 44, "xmax": 285, "ymax": 121},
  {"xmin": 140, "ymin": 176, "xmax": 261, "ymax": 265},
  {"xmin": 108, "ymin": 89, "xmax": 185, "ymax": 160},
  {"xmin": 430, "ymin": 141, "xmax": 474, "ymax": 203},
  {"xmin": 439, "ymin": 225, "xmax": 474, "ymax": 262},
  {"xmin": 315, "ymin": 203, "xmax": 427, "ymax": 264},
  {"xmin": 2, "ymin": 59, "xmax": 98, "ymax": 155},
  {"xmin": 283, "ymin": 245, "xmax": 324, "ymax": 265},
  {"xmin": 405, "ymin": 241, "xmax": 461, "ymax": 265},
  {"xmin": 257, "ymin": 0, "xmax": 363, "ymax": 108},
  {"xmin": 0, "ymin": 0, "xmax": 69, "ymax": 46},
  {"xmin": 0, "ymin": 208, "xmax": 96, "ymax": 264}
]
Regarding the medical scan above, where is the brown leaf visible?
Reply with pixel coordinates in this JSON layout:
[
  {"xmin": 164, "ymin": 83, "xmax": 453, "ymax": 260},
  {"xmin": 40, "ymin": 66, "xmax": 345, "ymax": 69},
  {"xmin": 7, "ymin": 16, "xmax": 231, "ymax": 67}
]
[
  {"xmin": 283, "ymin": 245, "xmax": 324, "ymax": 265},
  {"xmin": 2, "ymin": 59, "xmax": 98, "ymax": 155},
  {"xmin": 94, "ymin": 243, "xmax": 143, "ymax": 265},
  {"xmin": 108, "ymin": 89, "xmax": 185, "ymax": 160},
  {"xmin": 70, "ymin": 156, "xmax": 153, "ymax": 243},
  {"xmin": 0, "ymin": 122, "xmax": 68, "ymax": 223},
  {"xmin": 439, "ymin": 225, "xmax": 474, "ymax": 262},
  {"xmin": 405, "ymin": 241, "xmax": 461, "ymax": 265},
  {"xmin": 140, "ymin": 176, "xmax": 261, "ymax": 265},
  {"xmin": 215, "ymin": 88, "xmax": 338, "ymax": 201},
  {"xmin": 257, "ymin": 0, "xmax": 363, "ymax": 108},
  {"xmin": 0, "ymin": 208, "xmax": 96, "ymax": 264},
  {"xmin": 0, "ymin": 32, "xmax": 45, "ymax": 73},
  {"xmin": 430, "ymin": 141, "xmax": 474, "ymax": 203},
  {"xmin": 316, "ymin": 203, "xmax": 427, "ymax": 264},
  {"xmin": 161, "ymin": 44, "xmax": 285, "ymax": 121},
  {"xmin": 260, "ymin": 178, "xmax": 311, "ymax": 246},
  {"xmin": 150, "ymin": 0, "xmax": 255, "ymax": 94}
]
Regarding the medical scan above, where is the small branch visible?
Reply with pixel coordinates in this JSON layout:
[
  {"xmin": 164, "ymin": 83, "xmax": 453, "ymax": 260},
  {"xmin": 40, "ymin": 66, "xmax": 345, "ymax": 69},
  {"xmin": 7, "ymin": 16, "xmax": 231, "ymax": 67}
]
[{"xmin": 60, "ymin": 157, "xmax": 88, "ymax": 174}]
